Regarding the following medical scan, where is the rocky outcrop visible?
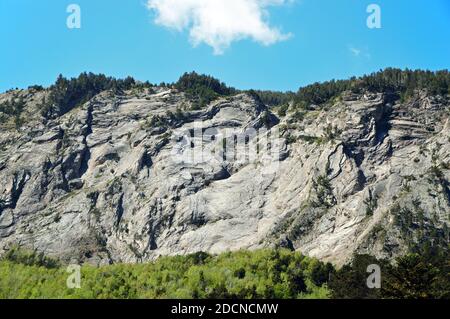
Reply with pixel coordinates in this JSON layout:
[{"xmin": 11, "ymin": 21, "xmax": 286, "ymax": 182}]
[{"xmin": 0, "ymin": 87, "xmax": 448, "ymax": 266}]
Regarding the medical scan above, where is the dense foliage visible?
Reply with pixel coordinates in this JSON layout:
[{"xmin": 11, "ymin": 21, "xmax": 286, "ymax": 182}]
[
  {"xmin": 246, "ymin": 68, "xmax": 450, "ymax": 109},
  {"xmin": 1, "ymin": 246, "xmax": 448, "ymax": 299},
  {"xmin": 1, "ymin": 246, "xmax": 60, "ymax": 269},
  {"xmin": 329, "ymin": 245, "xmax": 449, "ymax": 299},
  {"xmin": 295, "ymin": 68, "xmax": 450, "ymax": 106},
  {"xmin": 174, "ymin": 72, "xmax": 236, "ymax": 109},
  {"xmin": 250, "ymin": 90, "xmax": 296, "ymax": 107},
  {"xmin": 42, "ymin": 73, "xmax": 152, "ymax": 118},
  {"xmin": 0, "ymin": 249, "xmax": 331, "ymax": 299}
]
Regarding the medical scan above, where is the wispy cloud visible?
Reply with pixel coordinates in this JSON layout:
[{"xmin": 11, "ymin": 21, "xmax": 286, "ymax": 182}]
[
  {"xmin": 349, "ymin": 46, "xmax": 361, "ymax": 57},
  {"xmin": 146, "ymin": 0, "xmax": 292, "ymax": 55},
  {"xmin": 348, "ymin": 45, "xmax": 371, "ymax": 59}
]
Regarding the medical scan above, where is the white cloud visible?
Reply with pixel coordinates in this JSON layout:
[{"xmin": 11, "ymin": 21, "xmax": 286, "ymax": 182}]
[
  {"xmin": 147, "ymin": 0, "xmax": 292, "ymax": 54},
  {"xmin": 348, "ymin": 45, "xmax": 371, "ymax": 59}
]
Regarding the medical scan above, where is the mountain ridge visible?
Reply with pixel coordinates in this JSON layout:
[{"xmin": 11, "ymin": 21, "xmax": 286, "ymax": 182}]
[{"xmin": 0, "ymin": 69, "xmax": 449, "ymax": 266}]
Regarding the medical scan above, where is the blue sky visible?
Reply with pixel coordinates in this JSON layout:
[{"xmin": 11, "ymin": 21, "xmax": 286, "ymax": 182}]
[{"xmin": 0, "ymin": 0, "xmax": 449, "ymax": 93}]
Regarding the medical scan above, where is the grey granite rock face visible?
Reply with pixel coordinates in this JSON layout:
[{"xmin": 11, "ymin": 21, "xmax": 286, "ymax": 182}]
[{"xmin": 0, "ymin": 88, "xmax": 448, "ymax": 266}]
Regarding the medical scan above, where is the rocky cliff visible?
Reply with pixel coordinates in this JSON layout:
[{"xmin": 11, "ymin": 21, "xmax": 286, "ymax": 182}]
[{"xmin": 0, "ymin": 84, "xmax": 449, "ymax": 266}]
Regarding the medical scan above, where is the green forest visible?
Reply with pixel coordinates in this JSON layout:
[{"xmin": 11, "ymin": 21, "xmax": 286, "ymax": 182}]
[
  {"xmin": 171, "ymin": 68, "xmax": 450, "ymax": 107},
  {"xmin": 0, "ymin": 246, "xmax": 448, "ymax": 299}
]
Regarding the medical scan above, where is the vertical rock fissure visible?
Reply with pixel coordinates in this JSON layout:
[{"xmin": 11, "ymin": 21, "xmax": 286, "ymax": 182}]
[{"xmin": 78, "ymin": 103, "xmax": 94, "ymax": 178}]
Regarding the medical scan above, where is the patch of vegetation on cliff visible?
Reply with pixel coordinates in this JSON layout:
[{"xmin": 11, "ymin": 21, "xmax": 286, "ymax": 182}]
[
  {"xmin": 311, "ymin": 174, "xmax": 336, "ymax": 209},
  {"xmin": 251, "ymin": 68, "xmax": 450, "ymax": 109},
  {"xmin": 175, "ymin": 72, "xmax": 236, "ymax": 110},
  {"xmin": 250, "ymin": 90, "xmax": 296, "ymax": 107},
  {"xmin": 0, "ymin": 94, "xmax": 26, "ymax": 129},
  {"xmin": 41, "ymin": 73, "xmax": 153, "ymax": 118},
  {"xmin": 297, "ymin": 68, "xmax": 449, "ymax": 105},
  {"xmin": 19, "ymin": 68, "xmax": 449, "ymax": 122}
]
